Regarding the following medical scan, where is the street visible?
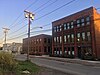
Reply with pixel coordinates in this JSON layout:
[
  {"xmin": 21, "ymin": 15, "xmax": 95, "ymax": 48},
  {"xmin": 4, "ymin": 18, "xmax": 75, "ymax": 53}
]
[{"xmin": 16, "ymin": 54, "xmax": 100, "ymax": 75}]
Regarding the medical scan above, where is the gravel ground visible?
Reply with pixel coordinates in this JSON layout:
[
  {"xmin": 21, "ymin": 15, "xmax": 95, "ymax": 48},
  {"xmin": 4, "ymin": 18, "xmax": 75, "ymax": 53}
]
[
  {"xmin": 35, "ymin": 67, "xmax": 74, "ymax": 75},
  {"xmin": 1, "ymin": 67, "xmax": 74, "ymax": 75}
]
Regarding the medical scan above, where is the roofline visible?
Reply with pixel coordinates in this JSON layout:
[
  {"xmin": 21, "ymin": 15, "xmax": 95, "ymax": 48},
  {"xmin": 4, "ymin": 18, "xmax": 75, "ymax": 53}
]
[{"xmin": 52, "ymin": 6, "xmax": 96, "ymax": 23}]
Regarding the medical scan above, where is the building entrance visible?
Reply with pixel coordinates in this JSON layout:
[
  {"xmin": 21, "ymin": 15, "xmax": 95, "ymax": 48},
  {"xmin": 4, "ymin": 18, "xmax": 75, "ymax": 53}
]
[{"xmin": 77, "ymin": 46, "xmax": 81, "ymax": 58}]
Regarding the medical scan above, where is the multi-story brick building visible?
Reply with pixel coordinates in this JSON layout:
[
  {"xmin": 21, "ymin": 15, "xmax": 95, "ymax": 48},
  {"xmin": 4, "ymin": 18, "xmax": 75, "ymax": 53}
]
[
  {"xmin": 52, "ymin": 7, "xmax": 100, "ymax": 59},
  {"xmin": 22, "ymin": 34, "xmax": 52, "ymax": 55}
]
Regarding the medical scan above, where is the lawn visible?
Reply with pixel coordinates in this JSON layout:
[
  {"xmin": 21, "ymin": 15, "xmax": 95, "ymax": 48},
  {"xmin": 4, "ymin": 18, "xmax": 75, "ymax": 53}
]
[
  {"xmin": 17, "ymin": 60, "xmax": 40, "ymax": 75},
  {"xmin": 0, "ymin": 60, "xmax": 40, "ymax": 75}
]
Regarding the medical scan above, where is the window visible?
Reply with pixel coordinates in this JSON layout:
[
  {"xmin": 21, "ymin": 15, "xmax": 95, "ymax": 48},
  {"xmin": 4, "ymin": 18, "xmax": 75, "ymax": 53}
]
[
  {"xmin": 59, "ymin": 25, "xmax": 62, "ymax": 31},
  {"xmin": 82, "ymin": 32, "xmax": 85, "ymax": 41},
  {"xmin": 37, "ymin": 39, "xmax": 39, "ymax": 43},
  {"xmin": 71, "ymin": 21, "xmax": 74, "ymax": 28},
  {"xmin": 68, "ymin": 47, "xmax": 70, "ymax": 55},
  {"xmin": 54, "ymin": 26, "xmax": 56, "ymax": 32},
  {"xmin": 86, "ymin": 16, "xmax": 90, "ymax": 25},
  {"xmin": 57, "ymin": 48, "xmax": 59, "ymax": 55},
  {"xmin": 44, "ymin": 38, "xmax": 47, "ymax": 43},
  {"xmin": 54, "ymin": 48, "xmax": 57, "ymax": 54},
  {"xmin": 60, "ymin": 36, "xmax": 62, "ymax": 43},
  {"xmin": 77, "ymin": 33, "xmax": 80, "ymax": 42},
  {"xmin": 59, "ymin": 47, "xmax": 62, "ymax": 55},
  {"xmin": 44, "ymin": 47, "xmax": 47, "ymax": 52},
  {"xmin": 57, "ymin": 26, "xmax": 59, "ymax": 32},
  {"xmin": 81, "ymin": 18, "xmax": 85, "ymax": 26},
  {"xmin": 67, "ymin": 35, "xmax": 70, "ymax": 43},
  {"xmin": 39, "ymin": 46, "xmax": 41, "ymax": 52},
  {"xmin": 40, "ymin": 39, "xmax": 41, "ymax": 42},
  {"xmin": 57, "ymin": 37, "xmax": 59, "ymax": 43},
  {"xmin": 87, "ymin": 32, "xmax": 91, "ymax": 41},
  {"xmin": 64, "ymin": 35, "xmax": 67, "ymax": 43},
  {"xmin": 72, "ymin": 47, "xmax": 74, "ymax": 55},
  {"xmin": 54, "ymin": 37, "xmax": 56, "ymax": 43},
  {"xmin": 71, "ymin": 34, "xmax": 74, "ymax": 43},
  {"xmin": 67, "ymin": 23, "xmax": 70, "ymax": 29},
  {"xmin": 64, "ymin": 23, "xmax": 67, "ymax": 30},
  {"xmin": 34, "ymin": 40, "xmax": 36, "ymax": 44},
  {"xmin": 64, "ymin": 47, "xmax": 67, "ymax": 54},
  {"xmin": 77, "ymin": 19, "xmax": 80, "ymax": 27},
  {"xmin": 48, "ymin": 38, "xmax": 50, "ymax": 43}
]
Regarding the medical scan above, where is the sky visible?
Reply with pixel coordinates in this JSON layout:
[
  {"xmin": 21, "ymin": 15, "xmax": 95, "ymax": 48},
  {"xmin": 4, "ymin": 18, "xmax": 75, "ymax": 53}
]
[{"xmin": 0, "ymin": 0, "xmax": 100, "ymax": 46}]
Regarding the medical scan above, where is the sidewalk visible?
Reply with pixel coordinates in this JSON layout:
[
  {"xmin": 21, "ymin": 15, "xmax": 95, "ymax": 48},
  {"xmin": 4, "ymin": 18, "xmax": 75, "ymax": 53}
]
[{"xmin": 30, "ymin": 55, "xmax": 100, "ymax": 67}]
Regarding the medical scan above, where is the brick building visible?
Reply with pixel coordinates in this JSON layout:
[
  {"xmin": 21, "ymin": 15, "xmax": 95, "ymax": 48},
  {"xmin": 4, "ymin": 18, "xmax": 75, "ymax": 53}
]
[
  {"xmin": 52, "ymin": 7, "xmax": 100, "ymax": 59},
  {"xmin": 22, "ymin": 34, "xmax": 52, "ymax": 55}
]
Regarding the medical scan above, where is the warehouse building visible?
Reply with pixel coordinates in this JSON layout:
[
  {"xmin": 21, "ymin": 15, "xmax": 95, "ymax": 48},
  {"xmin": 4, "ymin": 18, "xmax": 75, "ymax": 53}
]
[
  {"xmin": 22, "ymin": 34, "xmax": 52, "ymax": 55},
  {"xmin": 52, "ymin": 7, "xmax": 100, "ymax": 59}
]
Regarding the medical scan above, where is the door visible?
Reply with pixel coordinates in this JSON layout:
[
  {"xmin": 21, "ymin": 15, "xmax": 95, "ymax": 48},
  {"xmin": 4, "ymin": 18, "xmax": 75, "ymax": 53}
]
[{"xmin": 77, "ymin": 46, "xmax": 81, "ymax": 58}]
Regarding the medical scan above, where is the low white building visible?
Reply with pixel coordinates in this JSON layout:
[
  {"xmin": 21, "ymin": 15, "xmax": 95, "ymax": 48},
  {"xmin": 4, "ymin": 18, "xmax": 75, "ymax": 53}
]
[
  {"xmin": 3, "ymin": 43, "xmax": 12, "ymax": 53},
  {"xmin": 3, "ymin": 42, "xmax": 22, "ymax": 54},
  {"xmin": 11, "ymin": 42, "xmax": 22, "ymax": 54}
]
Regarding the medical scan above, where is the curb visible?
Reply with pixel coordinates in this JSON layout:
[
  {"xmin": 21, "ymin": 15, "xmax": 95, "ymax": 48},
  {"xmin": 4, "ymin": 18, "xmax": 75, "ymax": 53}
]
[{"xmin": 30, "ymin": 55, "xmax": 100, "ymax": 67}]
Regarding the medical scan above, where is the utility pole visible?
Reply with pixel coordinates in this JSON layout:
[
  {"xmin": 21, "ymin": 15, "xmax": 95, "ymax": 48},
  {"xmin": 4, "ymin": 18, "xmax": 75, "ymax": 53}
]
[
  {"xmin": 24, "ymin": 10, "xmax": 35, "ymax": 60},
  {"xmin": 2, "ymin": 28, "xmax": 10, "ymax": 44}
]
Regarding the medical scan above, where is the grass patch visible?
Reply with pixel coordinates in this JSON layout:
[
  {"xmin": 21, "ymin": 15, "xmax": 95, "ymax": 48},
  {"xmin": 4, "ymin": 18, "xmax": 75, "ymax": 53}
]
[
  {"xmin": 0, "ymin": 60, "xmax": 40, "ymax": 75},
  {"xmin": 17, "ymin": 60, "xmax": 40, "ymax": 75}
]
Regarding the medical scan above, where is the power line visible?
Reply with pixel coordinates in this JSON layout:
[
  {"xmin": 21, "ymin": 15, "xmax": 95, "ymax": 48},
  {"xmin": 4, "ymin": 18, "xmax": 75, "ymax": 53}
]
[
  {"xmin": 8, "ymin": 0, "xmax": 75, "ymax": 36},
  {"xmin": 7, "ymin": 28, "xmax": 52, "ymax": 41},
  {"xmin": 35, "ymin": 0, "xmax": 76, "ymax": 21},
  {"xmin": 9, "ymin": 18, "xmax": 26, "ymax": 30},
  {"xmin": 0, "ymin": 0, "xmax": 38, "ymax": 41},
  {"xmin": 35, "ymin": 0, "xmax": 59, "ymax": 13},
  {"xmin": 9, "ymin": 23, "xmax": 27, "ymax": 36},
  {"xmin": 8, "ymin": 23, "xmax": 51, "ymax": 38},
  {"xmin": 25, "ymin": 0, "xmax": 39, "ymax": 10},
  {"xmin": 7, "ymin": 0, "xmax": 53, "ymax": 36},
  {"xmin": 6, "ymin": 0, "xmax": 76, "ymax": 41},
  {"xmin": 7, "ymin": 33, "xmax": 27, "ymax": 41},
  {"xmin": 33, "ymin": 0, "xmax": 51, "ymax": 12},
  {"xmin": 8, "ymin": 0, "xmax": 39, "ymax": 28},
  {"xmin": 8, "ymin": 17, "xmax": 100, "ymax": 41},
  {"xmin": 31, "ymin": 29, "xmax": 52, "ymax": 34}
]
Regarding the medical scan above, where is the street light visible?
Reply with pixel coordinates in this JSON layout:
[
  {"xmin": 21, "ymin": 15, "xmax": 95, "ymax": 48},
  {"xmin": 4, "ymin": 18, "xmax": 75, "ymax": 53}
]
[{"xmin": 24, "ymin": 10, "xmax": 35, "ymax": 61}]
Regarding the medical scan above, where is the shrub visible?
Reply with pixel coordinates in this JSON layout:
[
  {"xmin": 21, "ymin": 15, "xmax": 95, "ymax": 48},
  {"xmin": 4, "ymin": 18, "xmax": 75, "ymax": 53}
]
[{"xmin": 0, "ymin": 51, "xmax": 18, "ymax": 72}]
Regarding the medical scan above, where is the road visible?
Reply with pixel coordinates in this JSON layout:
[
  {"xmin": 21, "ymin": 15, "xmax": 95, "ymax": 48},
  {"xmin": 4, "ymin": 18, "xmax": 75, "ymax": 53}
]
[{"xmin": 16, "ymin": 54, "xmax": 100, "ymax": 75}]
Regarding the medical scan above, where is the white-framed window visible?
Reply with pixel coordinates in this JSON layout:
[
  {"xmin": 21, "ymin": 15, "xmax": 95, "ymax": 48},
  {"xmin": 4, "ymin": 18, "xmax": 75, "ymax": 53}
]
[
  {"xmin": 57, "ymin": 26, "xmax": 59, "ymax": 32},
  {"xmin": 67, "ymin": 34, "xmax": 70, "ymax": 43},
  {"xmin": 54, "ymin": 37, "xmax": 56, "ymax": 43},
  {"xmin": 71, "ymin": 21, "xmax": 74, "ymax": 28},
  {"xmin": 81, "ymin": 18, "xmax": 85, "ymax": 26},
  {"xmin": 59, "ymin": 25, "xmax": 62, "ymax": 31},
  {"xmin": 64, "ymin": 35, "xmax": 67, "ymax": 43},
  {"xmin": 86, "ymin": 16, "xmax": 90, "ymax": 25},
  {"xmin": 57, "ymin": 51, "xmax": 59, "ymax": 55},
  {"xmin": 71, "ymin": 34, "xmax": 74, "ymax": 43},
  {"xmin": 54, "ymin": 51, "xmax": 56, "ymax": 54},
  {"xmin": 77, "ymin": 19, "xmax": 80, "ymax": 27},
  {"xmin": 72, "ymin": 51, "xmax": 74, "ymax": 55},
  {"xmin": 68, "ymin": 51, "xmax": 70, "ymax": 55},
  {"xmin": 60, "ymin": 36, "xmax": 62, "ymax": 43},
  {"xmin": 67, "ymin": 23, "xmax": 70, "ymax": 29},
  {"xmin": 64, "ymin": 23, "xmax": 67, "ymax": 30},
  {"xmin": 54, "ymin": 26, "xmax": 56, "ymax": 32},
  {"xmin": 87, "ymin": 32, "xmax": 91, "ymax": 41},
  {"xmin": 82, "ymin": 32, "xmax": 85, "ymax": 41},
  {"xmin": 77, "ymin": 33, "xmax": 80, "ymax": 42},
  {"xmin": 57, "ymin": 37, "xmax": 59, "ymax": 43},
  {"xmin": 64, "ymin": 47, "xmax": 67, "ymax": 54}
]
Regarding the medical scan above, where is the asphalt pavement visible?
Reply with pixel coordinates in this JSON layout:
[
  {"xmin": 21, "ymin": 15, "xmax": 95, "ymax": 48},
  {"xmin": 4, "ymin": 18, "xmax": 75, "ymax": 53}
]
[{"xmin": 15, "ymin": 54, "xmax": 100, "ymax": 75}]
